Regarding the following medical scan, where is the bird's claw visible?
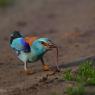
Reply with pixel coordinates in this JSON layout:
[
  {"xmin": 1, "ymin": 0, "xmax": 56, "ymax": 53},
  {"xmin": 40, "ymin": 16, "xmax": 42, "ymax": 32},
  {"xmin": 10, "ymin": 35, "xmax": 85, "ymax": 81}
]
[
  {"xmin": 19, "ymin": 69, "xmax": 34, "ymax": 75},
  {"xmin": 25, "ymin": 69, "xmax": 34, "ymax": 75},
  {"xmin": 43, "ymin": 64, "xmax": 49, "ymax": 71}
]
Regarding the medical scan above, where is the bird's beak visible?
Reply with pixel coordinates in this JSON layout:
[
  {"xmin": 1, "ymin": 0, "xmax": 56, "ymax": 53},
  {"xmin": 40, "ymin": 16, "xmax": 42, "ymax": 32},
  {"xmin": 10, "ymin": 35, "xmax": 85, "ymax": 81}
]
[
  {"xmin": 48, "ymin": 44, "xmax": 57, "ymax": 49},
  {"xmin": 41, "ymin": 41, "xmax": 57, "ymax": 49}
]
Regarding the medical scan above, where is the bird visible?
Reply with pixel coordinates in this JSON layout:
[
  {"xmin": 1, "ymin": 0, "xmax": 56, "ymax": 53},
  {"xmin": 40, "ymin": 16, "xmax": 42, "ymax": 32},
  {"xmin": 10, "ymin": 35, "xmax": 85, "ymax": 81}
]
[{"xmin": 10, "ymin": 31, "xmax": 59, "ymax": 74}]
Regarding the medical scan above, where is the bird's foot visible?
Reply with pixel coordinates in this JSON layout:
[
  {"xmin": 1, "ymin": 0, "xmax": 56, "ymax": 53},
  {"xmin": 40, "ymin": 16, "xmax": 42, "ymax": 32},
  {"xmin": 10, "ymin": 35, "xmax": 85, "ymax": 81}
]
[
  {"xmin": 20, "ymin": 69, "xmax": 34, "ymax": 75},
  {"xmin": 43, "ymin": 64, "xmax": 49, "ymax": 71},
  {"xmin": 25, "ymin": 69, "xmax": 34, "ymax": 75}
]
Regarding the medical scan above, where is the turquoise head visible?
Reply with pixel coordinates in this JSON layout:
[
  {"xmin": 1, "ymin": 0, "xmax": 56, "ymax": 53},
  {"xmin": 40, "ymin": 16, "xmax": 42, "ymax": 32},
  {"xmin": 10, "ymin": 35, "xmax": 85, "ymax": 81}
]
[{"xmin": 32, "ymin": 38, "xmax": 57, "ymax": 56}]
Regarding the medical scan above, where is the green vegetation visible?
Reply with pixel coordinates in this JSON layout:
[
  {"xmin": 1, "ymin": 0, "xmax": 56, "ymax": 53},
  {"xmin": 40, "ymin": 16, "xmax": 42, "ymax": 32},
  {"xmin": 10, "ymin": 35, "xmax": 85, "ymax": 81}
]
[
  {"xmin": 0, "ymin": 0, "xmax": 15, "ymax": 7},
  {"xmin": 63, "ymin": 69, "xmax": 73, "ymax": 81},
  {"xmin": 64, "ymin": 60, "xmax": 95, "ymax": 85},
  {"xmin": 65, "ymin": 84, "xmax": 85, "ymax": 95},
  {"xmin": 76, "ymin": 60, "xmax": 95, "ymax": 85},
  {"xmin": 63, "ymin": 60, "xmax": 95, "ymax": 95}
]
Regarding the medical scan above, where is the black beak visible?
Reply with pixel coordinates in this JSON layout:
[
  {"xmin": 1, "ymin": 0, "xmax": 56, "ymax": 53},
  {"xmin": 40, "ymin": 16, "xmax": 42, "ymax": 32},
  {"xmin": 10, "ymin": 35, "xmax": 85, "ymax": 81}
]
[
  {"xmin": 41, "ymin": 41, "xmax": 57, "ymax": 49},
  {"xmin": 48, "ymin": 41, "xmax": 58, "ymax": 49},
  {"xmin": 49, "ymin": 44, "xmax": 57, "ymax": 48}
]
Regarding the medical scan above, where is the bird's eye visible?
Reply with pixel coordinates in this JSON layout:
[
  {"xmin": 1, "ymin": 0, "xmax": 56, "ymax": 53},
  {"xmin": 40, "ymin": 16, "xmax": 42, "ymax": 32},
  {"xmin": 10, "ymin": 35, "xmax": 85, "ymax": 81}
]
[{"xmin": 41, "ymin": 41, "xmax": 49, "ymax": 46}]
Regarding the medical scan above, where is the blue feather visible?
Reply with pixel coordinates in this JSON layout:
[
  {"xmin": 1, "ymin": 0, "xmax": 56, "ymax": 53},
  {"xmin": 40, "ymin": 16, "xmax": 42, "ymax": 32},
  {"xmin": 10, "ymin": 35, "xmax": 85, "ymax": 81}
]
[{"xmin": 11, "ymin": 38, "xmax": 30, "ymax": 53}]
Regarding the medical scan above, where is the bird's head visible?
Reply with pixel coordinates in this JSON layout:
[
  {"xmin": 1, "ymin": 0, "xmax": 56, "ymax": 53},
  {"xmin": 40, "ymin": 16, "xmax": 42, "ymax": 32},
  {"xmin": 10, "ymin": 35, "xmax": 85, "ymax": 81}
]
[
  {"xmin": 10, "ymin": 31, "xmax": 24, "ymax": 44},
  {"xmin": 34, "ymin": 38, "xmax": 57, "ymax": 51},
  {"xmin": 41, "ymin": 40, "xmax": 57, "ymax": 50}
]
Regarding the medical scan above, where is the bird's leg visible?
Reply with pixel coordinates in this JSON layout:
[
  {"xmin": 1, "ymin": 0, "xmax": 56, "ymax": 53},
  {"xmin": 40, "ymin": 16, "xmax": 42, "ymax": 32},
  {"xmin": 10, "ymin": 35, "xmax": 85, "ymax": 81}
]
[
  {"xmin": 24, "ymin": 61, "xmax": 28, "ymax": 71},
  {"xmin": 41, "ymin": 58, "xmax": 49, "ymax": 71},
  {"xmin": 23, "ymin": 62, "xmax": 33, "ymax": 75}
]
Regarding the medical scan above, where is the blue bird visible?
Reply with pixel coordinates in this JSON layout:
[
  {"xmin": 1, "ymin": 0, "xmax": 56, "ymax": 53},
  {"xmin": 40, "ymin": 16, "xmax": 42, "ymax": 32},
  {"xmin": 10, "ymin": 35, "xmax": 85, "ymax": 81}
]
[{"xmin": 10, "ymin": 31, "xmax": 59, "ymax": 74}]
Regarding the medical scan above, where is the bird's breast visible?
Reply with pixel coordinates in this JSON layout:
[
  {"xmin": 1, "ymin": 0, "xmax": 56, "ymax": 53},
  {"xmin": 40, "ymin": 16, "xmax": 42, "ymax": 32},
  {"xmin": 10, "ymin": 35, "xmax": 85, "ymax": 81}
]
[{"xmin": 18, "ymin": 50, "xmax": 44, "ymax": 63}]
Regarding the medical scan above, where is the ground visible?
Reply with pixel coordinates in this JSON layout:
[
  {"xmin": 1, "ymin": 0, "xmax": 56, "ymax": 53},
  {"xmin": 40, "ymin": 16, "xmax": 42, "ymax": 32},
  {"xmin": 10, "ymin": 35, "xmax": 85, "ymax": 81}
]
[{"xmin": 0, "ymin": 0, "xmax": 95, "ymax": 95}]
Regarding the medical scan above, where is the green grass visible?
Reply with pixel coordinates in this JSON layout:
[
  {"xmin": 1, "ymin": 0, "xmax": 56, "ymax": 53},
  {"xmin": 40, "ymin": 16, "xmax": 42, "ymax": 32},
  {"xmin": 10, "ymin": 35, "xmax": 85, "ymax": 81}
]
[
  {"xmin": 0, "ymin": 0, "xmax": 15, "ymax": 7},
  {"xmin": 63, "ymin": 69, "xmax": 73, "ymax": 81},
  {"xmin": 63, "ymin": 60, "xmax": 95, "ymax": 95},
  {"xmin": 63, "ymin": 60, "xmax": 95, "ymax": 85},
  {"xmin": 76, "ymin": 60, "xmax": 95, "ymax": 85},
  {"xmin": 65, "ymin": 84, "xmax": 85, "ymax": 95}
]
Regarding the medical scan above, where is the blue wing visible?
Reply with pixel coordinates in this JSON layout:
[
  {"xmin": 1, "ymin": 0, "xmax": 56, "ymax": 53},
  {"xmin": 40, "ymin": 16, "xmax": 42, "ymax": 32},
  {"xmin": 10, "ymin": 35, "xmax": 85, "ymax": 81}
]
[{"xmin": 11, "ymin": 38, "xmax": 30, "ymax": 53}]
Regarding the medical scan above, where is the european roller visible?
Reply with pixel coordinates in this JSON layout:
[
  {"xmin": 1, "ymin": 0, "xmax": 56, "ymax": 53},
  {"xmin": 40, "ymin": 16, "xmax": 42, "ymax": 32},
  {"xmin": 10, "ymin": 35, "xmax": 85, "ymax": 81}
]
[{"xmin": 10, "ymin": 31, "xmax": 59, "ymax": 74}]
